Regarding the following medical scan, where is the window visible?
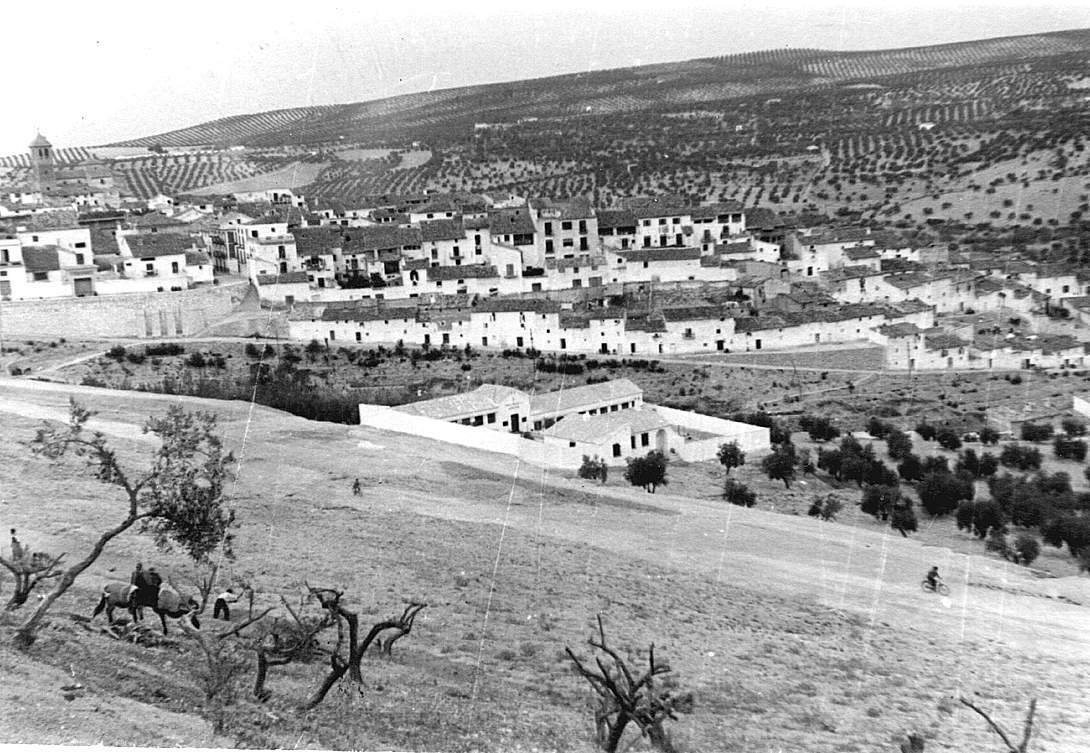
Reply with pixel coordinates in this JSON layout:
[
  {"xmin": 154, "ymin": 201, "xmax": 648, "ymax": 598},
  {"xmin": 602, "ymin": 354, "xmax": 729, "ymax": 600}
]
[
  {"xmin": 516, "ymin": 336, "xmax": 524, "ymax": 347},
  {"xmin": 642, "ymin": 220, "xmax": 651, "ymax": 227},
  {"xmin": 487, "ymin": 413, "xmax": 496, "ymax": 424},
  {"xmin": 658, "ymin": 219, "xmax": 666, "ymax": 226},
  {"xmin": 545, "ymin": 240, "xmax": 554, "ymax": 254},
  {"xmin": 75, "ymin": 241, "xmax": 87, "ymax": 248},
  {"xmin": 356, "ymin": 332, "xmax": 362, "ymax": 342},
  {"xmin": 146, "ymin": 263, "xmax": 154, "ymax": 272},
  {"xmin": 251, "ymin": 230, "xmax": 258, "ymax": 238},
  {"xmin": 579, "ymin": 237, "xmax": 589, "ymax": 251},
  {"xmin": 75, "ymin": 254, "xmax": 85, "ymax": 265},
  {"xmin": 578, "ymin": 220, "xmax": 587, "ymax": 233},
  {"xmin": 328, "ymin": 330, "xmax": 335, "ymax": 340},
  {"xmin": 561, "ymin": 221, "xmax": 572, "ymax": 231},
  {"xmin": 544, "ymin": 222, "xmax": 553, "ymax": 236},
  {"xmin": 562, "ymin": 238, "xmax": 574, "ymax": 248},
  {"xmin": 473, "ymin": 415, "xmax": 484, "ymax": 426},
  {"xmin": 672, "ymin": 217, "xmax": 680, "ymax": 224},
  {"xmin": 641, "ymin": 433, "xmax": 649, "ymax": 447}
]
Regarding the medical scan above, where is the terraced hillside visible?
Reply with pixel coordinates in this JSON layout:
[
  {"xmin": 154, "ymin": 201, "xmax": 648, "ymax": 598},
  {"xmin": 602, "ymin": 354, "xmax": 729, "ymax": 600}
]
[{"xmin": 108, "ymin": 30, "xmax": 1090, "ymax": 150}]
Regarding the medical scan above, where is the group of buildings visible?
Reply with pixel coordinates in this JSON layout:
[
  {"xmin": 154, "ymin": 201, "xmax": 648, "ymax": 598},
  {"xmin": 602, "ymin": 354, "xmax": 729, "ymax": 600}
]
[{"xmin": 3, "ymin": 134, "xmax": 1090, "ymax": 374}]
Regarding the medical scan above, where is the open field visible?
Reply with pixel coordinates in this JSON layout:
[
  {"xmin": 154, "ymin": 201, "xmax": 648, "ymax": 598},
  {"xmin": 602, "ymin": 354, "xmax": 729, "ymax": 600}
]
[{"xmin": 0, "ymin": 378, "xmax": 1088, "ymax": 750}]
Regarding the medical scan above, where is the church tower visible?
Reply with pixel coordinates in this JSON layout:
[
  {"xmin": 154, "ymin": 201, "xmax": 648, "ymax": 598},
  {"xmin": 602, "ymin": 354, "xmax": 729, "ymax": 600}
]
[{"xmin": 29, "ymin": 133, "xmax": 55, "ymax": 190}]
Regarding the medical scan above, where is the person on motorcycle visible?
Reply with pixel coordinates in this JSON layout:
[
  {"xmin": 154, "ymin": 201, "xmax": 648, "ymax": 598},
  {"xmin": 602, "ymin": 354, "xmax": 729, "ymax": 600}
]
[{"xmin": 926, "ymin": 565, "xmax": 940, "ymax": 591}]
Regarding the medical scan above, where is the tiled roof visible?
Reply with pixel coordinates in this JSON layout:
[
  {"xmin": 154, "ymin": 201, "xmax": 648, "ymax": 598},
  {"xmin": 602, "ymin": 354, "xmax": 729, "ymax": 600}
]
[
  {"xmin": 129, "ymin": 212, "xmax": 185, "ymax": 230},
  {"xmin": 419, "ymin": 219, "xmax": 465, "ymax": 242},
  {"xmin": 342, "ymin": 225, "xmax": 421, "ymax": 251},
  {"xmin": 22, "ymin": 246, "xmax": 61, "ymax": 272},
  {"xmin": 487, "ymin": 208, "xmax": 535, "ymax": 236},
  {"xmin": 529, "ymin": 378, "xmax": 643, "ymax": 417},
  {"xmin": 426, "ymin": 264, "xmax": 496, "ymax": 281},
  {"xmin": 185, "ymin": 250, "xmax": 212, "ymax": 266},
  {"xmin": 596, "ymin": 209, "xmax": 637, "ymax": 230},
  {"xmin": 124, "ymin": 232, "xmax": 194, "ymax": 258},
  {"xmin": 615, "ymin": 247, "xmax": 701, "ymax": 263},
  {"xmin": 396, "ymin": 384, "xmax": 530, "ymax": 420},
  {"xmin": 924, "ymin": 331, "xmax": 967, "ymax": 350},
  {"xmin": 257, "ymin": 271, "xmax": 309, "ymax": 284},
  {"xmin": 29, "ymin": 133, "xmax": 52, "ymax": 148},
  {"xmin": 662, "ymin": 305, "xmax": 727, "ymax": 322},
  {"xmin": 89, "ymin": 228, "xmax": 119, "ymax": 255},
  {"xmin": 974, "ymin": 277, "xmax": 1005, "ymax": 294},
  {"xmin": 541, "ymin": 407, "xmax": 670, "ymax": 443},
  {"xmin": 292, "ymin": 227, "xmax": 342, "ymax": 256},
  {"xmin": 844, "ymin": 245, "xmax": 879, "ymax": 260},
  {"xmin": 715, "ymin": 241, "xmax": 752, "ymax": 255},
  {"xmin": 690, "ymin": 201, "xmax": 744, "ymax": 219},
  {"xmin": 474, "ymin": 298, "xmax": 561, "ymax": 314},
  {"xmin": 877, "ymin": 322, "xmax": 921, "ymax": 338},
  {"xmin": 529, "ymin": 196, "xmax": 595, "ymax": 219},
  {"xmin": 744, "ymin": 207, "xmax": 782, "ymax": 229}
]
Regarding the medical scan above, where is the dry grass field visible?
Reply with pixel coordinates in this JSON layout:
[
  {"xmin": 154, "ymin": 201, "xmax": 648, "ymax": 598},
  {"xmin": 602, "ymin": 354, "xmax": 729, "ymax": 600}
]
[{"xmin": 0, "ymin": 378, "xmax": 1088, "ymax": 751}]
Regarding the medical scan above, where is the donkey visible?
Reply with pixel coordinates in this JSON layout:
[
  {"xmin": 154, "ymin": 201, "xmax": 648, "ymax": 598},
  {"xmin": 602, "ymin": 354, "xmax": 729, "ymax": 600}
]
[{"xmin": 92, "ymin": 581, "xmax": 201, "ymax": 635}]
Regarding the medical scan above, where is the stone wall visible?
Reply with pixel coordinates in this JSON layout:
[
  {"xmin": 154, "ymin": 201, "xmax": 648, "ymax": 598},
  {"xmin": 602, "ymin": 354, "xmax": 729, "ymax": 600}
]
[{"xmin": 0, "ymin": 281, "xmax": 250, "ymax": 339}]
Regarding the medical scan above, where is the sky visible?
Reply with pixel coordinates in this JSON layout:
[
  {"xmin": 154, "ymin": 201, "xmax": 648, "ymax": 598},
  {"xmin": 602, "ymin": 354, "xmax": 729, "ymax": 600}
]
[{"xmin": 5, "ymin": 0, "xmax": 1090, "ymax": 155}]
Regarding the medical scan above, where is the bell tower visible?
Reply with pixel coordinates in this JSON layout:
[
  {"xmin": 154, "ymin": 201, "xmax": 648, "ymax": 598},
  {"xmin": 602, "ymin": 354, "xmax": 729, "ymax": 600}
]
[{"xmin": 29, "ymin": 133, "xmax": 55, "ymax": 190}]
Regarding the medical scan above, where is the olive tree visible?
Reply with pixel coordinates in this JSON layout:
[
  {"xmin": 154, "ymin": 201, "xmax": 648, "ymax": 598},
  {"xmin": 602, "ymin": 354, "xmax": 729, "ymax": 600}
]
[{"xmin": 15, "ymin": 399, "xmax": 236, "ymax": 647}]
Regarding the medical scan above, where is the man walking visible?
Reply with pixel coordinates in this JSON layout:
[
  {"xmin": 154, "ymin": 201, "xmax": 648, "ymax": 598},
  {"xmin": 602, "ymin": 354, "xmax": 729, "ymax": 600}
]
[{"xmin": 130, "ymin": 563, "xmax": 149, "ymax": 622}]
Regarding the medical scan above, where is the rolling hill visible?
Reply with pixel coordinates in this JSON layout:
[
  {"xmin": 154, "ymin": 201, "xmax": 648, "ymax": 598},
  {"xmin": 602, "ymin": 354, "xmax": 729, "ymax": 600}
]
[{"xmin": 109, "ymin": 29, "xmax": 1090, "ymax": 149}]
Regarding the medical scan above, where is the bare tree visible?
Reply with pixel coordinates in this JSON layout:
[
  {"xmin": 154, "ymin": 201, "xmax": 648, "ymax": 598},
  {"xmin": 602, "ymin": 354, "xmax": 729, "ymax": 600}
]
[
  {"xmin": 565, "ymin": 615, "xmax": 694, "ymax": 753},
  {"xmin": 0, "ymin": 547, "xmax": 64, "ymax": 610},
  {"xmin": 960, "ymin": 697, "xmax": 1037, "ymax": 753},
  {"xmin": 15, "ymin": 399, "xmax": 235, "ymax": 647},
  {"xmin": 303, "ymin": 586, "xmax": 427, "ymax": 709}
]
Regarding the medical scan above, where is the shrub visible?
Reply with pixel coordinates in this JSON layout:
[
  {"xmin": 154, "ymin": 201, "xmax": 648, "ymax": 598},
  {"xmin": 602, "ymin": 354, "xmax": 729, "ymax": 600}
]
[
  {"xmin": 890, "ymin": 504, "xmax": 918, "ymax": 536},
  {"xmin": 935, "ymin": 429, "xmax": 962, "ymax": 451},
  {"xmin": 917, "ymin": 471, "xmax": 973, "ymax": 517},
  {"xmin": 915, "ymin": 422, "xmax": 937, "ymax": 441},
  {"xmin": 624, "ymin": 451, "xmax": 667, "ymax": 493},
  {"xmin": 955, "ymin": 500, "xmax": 1005, "ymax": 539},
  {"xmin": 985, "ymin": 529, "xmax": 1011, "ymax": 559},
  {"xmin": 800, "ymin": 414, "xmax": 840, "ymax": 442},
  {"xmin": 1020, "ymin": 422, "xmax": 1054, "ymax": 442},
  {"xmin": 578, "ymin": 455, "xmax": 608, "ymax": 484},
  {"xmin": 978, "ymin": 427, "xmax": 1000, "ymax": 445},
  {"xmin": 866, "ymin": 417, "xmax": 893, "ymax": 439},
  {"xmin": 1053, "ymin": 436, "xmax": 1088, "ymax": 462},
  {"xmin": 186, "ymin": 352, "xmax": 207, "ymax": 368},
  {"xmin": 762, "ymin": 442, "xmax": 798, "ymax": 488},
  {"xmin": 125, "ymin": 352, "xmax": 146, "ymax": 365},
  {"xmin": 1062, "ymin": 418, "xmax": 1087, "ymax": 437},
  {"xmin": 724, "ymin": 479, "xmax": 757, "ymax": 508},
  {"xmin": 145, "ymin": 342, "xmax": 185, "ymax": 357},
  {"xmin": 807, "ymin": 494, "xmax": 842, "ymax": 521},
  {"xmin": 897, "ymin": 454, "xmax": 922, "ymax": 482},
  {"xmin": 1000, "ymin": 443, "xmax": 1042, "ymax": 471},
  {"xmin": 861, "ymin": 485, "xmax": 900, "ymax": 520},
  {"xmin": 106, "ymin": 345, "xmax": 127, "ymax": 361},
  {"xmin": 717, "ymin": 441, "xmax": 746, "ymax": 474},
  {"xmin": 1012, "ymin": 534, "xmax": 1040, "ymax": 566},
  {"xmin": 886, "ymin": 429, "xmax": 913, "ymax": 461},
  {"xmin": 244, "ymin": 343, "xmax": 262, "ymax": 359}
]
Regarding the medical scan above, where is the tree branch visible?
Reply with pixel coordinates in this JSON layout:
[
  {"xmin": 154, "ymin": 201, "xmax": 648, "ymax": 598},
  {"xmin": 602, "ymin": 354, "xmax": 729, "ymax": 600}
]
[{"xmin": 959, "ymin": 697, "xmax": 1019, "ymax": 752}]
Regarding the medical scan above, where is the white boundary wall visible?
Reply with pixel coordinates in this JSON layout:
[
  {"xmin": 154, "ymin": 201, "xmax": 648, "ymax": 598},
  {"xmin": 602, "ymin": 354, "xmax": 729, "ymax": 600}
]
[
  {"xmin": 358, "ymin": 403, "xmax": 585, "ymax": 469},
  {"xmin": 649, "ymin": 404, "xmax": 771, "ymax": 460}
]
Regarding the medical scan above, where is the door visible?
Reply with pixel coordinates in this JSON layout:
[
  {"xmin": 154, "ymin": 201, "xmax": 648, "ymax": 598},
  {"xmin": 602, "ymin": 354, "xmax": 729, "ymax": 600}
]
[
  {"xmin": 509, "ymin": 413, "xmax": 520, "ymax": 433},
  {"xmin": 73, "ymin": 277, "xmax": 94, "ymax": 297}
]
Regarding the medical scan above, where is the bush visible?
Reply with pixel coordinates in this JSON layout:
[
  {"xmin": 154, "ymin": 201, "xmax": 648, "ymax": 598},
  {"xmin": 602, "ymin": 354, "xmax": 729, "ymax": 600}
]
[
  {"xmin": 1053, "ymin": 435, "xmax": 1088, "ymax": 462},
  {"xmin": 861, "ymin": 484, "xmax": 900, "ymax": 520},
  {"xmin": 145, "ymin": 342, "xmax": 185, "ymax": 357},
  {"xmin": 935, "ymin": 429, "xmax": 962, "ymax": 451},
  {"xmin": 624, "ymin": 451, "xmax": 667, "ymax": 493},
  {"xmin": 807, "ymin": 494, "xmax": 842, "ymax": 521},
  {"xmin": 1020, "ymin": 422, "xmax": 1054, "ymax": 442},
  {"xmin": 955, "ymin": 500, "xmax": 1005, "ymax": 539},
  {"xmin": 915, "ymin": 422, "xmax": 937, "ymax": 441},
  {"xmin": 106, "ymin": 345, "xmax": 127, "ymax": 361},
  {"xmin": 886, "ymin": 429, "xmax": 913, "ymax": 461},
  {"xmin": 578, "ymin": 455, "xmax": 608, "ymax": 484},
  {"xmin": 724, "ymin": 479, "xmax": 757, "ymax": 508},
  {"xmin": 761, "ymin": 442, "xmax": 798, "ymax": 488},
  {"xmin": 866, "ymin": 417, "xmax": 893, "ymax": 439},
  {"xmin": 890, "ymin": 504, "xmax": 918, "ymax": 536},
  {"xmin": 717, "ymin": 441, "xmax": 746, "ymax": 474},
  {"xmin": 985, "ymin": 529, "xmax": 1011, "ymax": 558},
  {"xmin": 800, "ymin": 414, "xmax": 840, "ymax": 442},
  {"xmin": 1012, "ymin": 534, "xmax": 1040, "ymax": 566},
  {"xmin": 1000, "ymin": 443, "xmax": 1043, "ymax": 471},
  {"xmin": 978, "ymin": 427, "xmax": 1000, "ymax": 445},
  {"xmin": 1062, "ymin": 418, "xmax": 1087, "ymax": 437},
  {"xmin": 897, "ymin": 454, "xmax": 923, "ymax": 482},
  {"xmin": 125, "ymin": 352, "xmax": 146, "ymax": 365},
  {"xmin": 917, "ymin": 471, "xmax": 973, "ymax": 517},
  {"xmin": 186, "ymin": 352, "xmax": 207, "ymax": 368}
]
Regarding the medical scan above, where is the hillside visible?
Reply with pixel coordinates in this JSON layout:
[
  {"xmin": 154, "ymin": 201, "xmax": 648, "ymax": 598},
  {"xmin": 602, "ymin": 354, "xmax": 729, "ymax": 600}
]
[
  {"xmin": 110, "ymin": 30, "xmax": 1090, "ymax": 149},
  {"xmin": 0, "ymin": 376, "xmax": 1087, "ymax": 750}
]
